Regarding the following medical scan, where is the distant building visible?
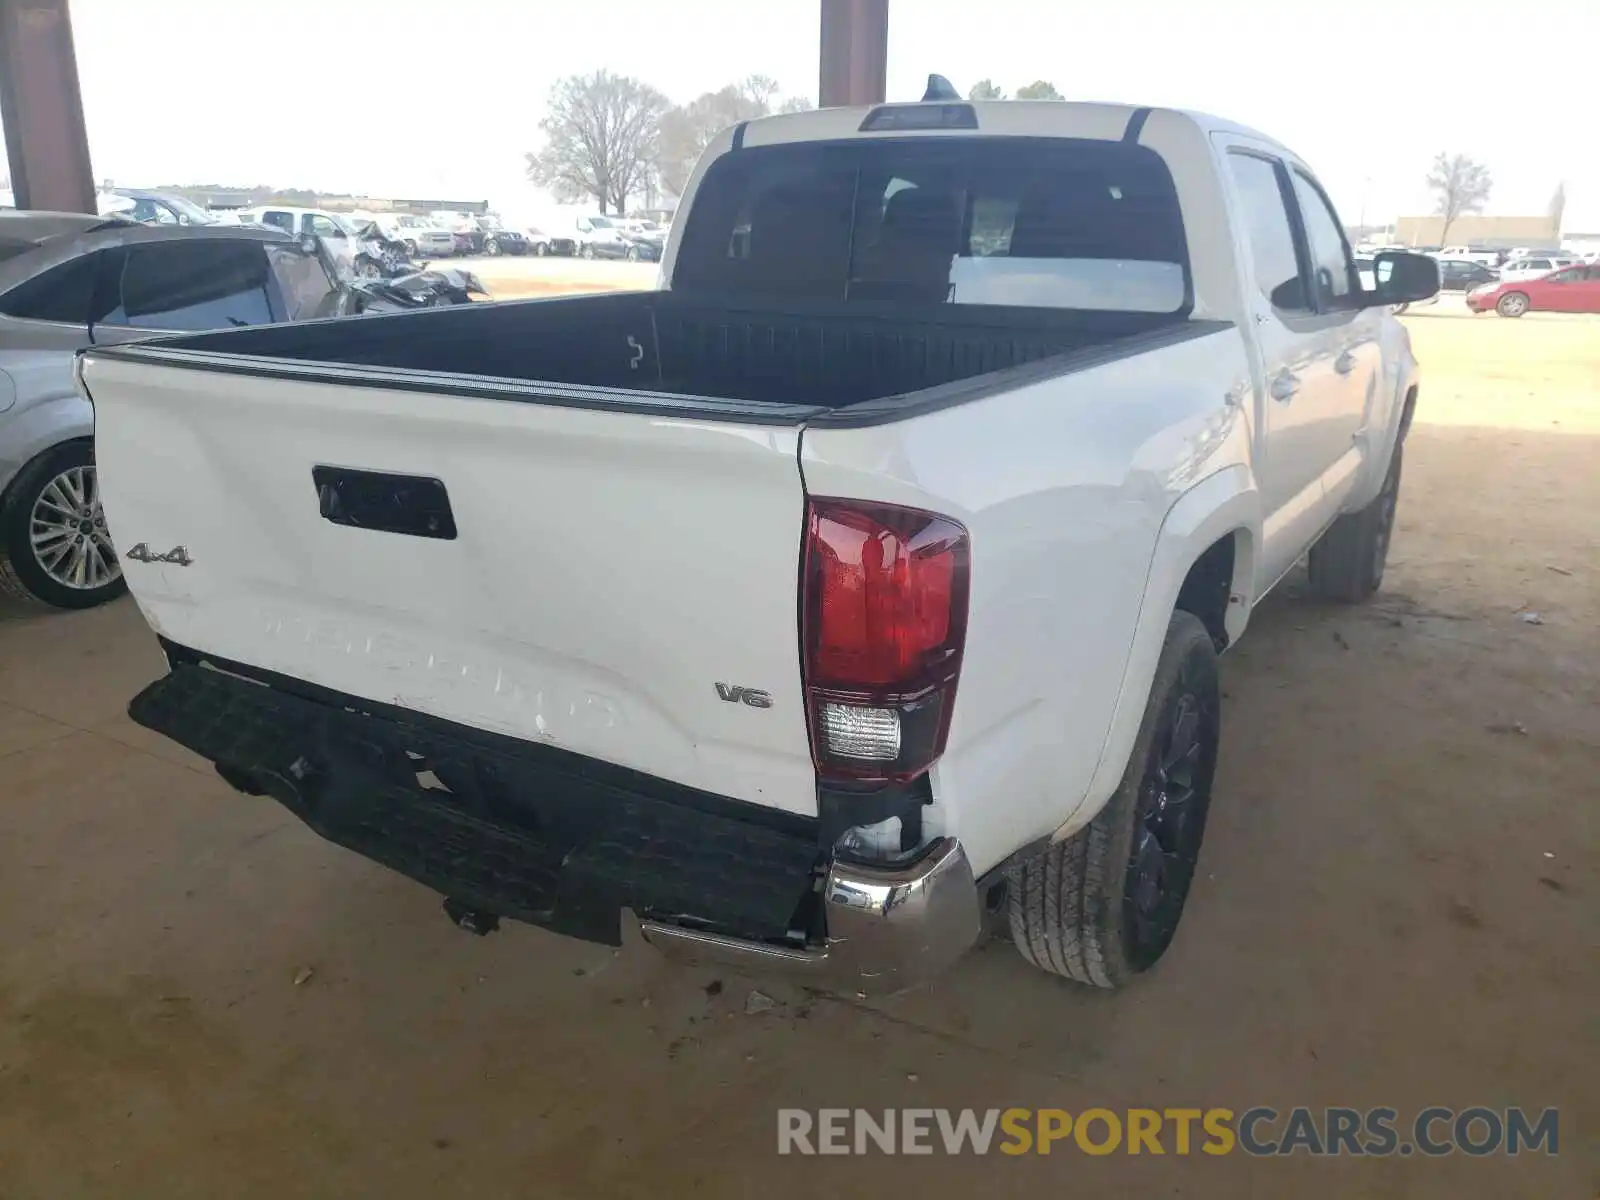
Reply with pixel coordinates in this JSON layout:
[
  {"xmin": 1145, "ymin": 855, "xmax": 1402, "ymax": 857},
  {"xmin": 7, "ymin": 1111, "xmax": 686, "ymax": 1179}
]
[{"xmin": 1394, "ymin": 214, "xmax": 1562, "ymax": 249}]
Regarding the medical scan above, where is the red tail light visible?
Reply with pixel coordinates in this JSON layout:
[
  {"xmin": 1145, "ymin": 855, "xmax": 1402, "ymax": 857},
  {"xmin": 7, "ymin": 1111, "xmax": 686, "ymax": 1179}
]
[{"xmin": 802, "ymin": 498, "xmax": 970, "ymax": 782}]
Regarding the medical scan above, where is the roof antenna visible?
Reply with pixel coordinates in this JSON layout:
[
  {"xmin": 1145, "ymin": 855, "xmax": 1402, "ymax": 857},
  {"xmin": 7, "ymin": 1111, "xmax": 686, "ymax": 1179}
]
[{"xmin": 922, "ymin": 74, "xmax": 961, "ymax": 102}]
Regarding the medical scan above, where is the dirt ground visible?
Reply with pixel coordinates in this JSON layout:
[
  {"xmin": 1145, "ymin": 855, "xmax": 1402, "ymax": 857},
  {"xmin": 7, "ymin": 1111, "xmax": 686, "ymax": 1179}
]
[{"xmin": 0, "ymin": 298, "xmax": 1595, "ymax": 1198}]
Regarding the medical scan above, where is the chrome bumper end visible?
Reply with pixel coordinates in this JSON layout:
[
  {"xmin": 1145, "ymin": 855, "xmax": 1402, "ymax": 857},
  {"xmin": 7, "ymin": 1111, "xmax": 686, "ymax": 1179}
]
[{"xmin": 638, "ymin": 837, "xmax": 981, "ymax": 998}]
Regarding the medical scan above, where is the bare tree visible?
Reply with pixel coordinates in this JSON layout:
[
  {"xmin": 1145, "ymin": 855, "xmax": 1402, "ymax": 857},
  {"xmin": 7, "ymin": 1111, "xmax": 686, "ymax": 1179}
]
[
  {"xmin": 1425, "ymin": 152, "xmax": 1492, "ymax": 246},
  {"xmin": 655, "ymin": 75, "xmax": 810, "ymax": 200},
  {"xmin": 526, "ymin": 70, "xmax": 669, "ymax": 215},
  {"xmin": 967, "ymin": 79, "xmax": 1005, "ymax": 100},
  {"xmin": 1014, "ymin": 80, "xmax": 1064, "ymax": 100},
  {"xmin": 1548, "ymin": 181, "xmax": 1567, "ymax": 230}
]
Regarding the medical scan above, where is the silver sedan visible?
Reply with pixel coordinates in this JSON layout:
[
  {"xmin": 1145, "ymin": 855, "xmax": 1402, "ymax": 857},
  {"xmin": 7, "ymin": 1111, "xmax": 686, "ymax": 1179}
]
[{"xmin": 0, "ymin": 213, "xmax": 343, "ymax": 608}]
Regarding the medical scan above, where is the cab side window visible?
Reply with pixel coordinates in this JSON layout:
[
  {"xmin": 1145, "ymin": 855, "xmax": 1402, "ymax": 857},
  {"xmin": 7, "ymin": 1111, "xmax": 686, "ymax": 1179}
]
[
  {"xmin": 1226, "ymin": 152, "xmax": 1309, "ymax": 312},
  {"xmin": 1290, "ymin": 171, "xmax": 1358, "ymax": 310}
]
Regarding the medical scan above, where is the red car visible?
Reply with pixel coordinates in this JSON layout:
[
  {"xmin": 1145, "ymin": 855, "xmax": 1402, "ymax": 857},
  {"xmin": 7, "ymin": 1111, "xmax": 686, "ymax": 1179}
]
[{"xmin": 1466, "ymin": 262, "xmax": 1600, "ymax": 317}]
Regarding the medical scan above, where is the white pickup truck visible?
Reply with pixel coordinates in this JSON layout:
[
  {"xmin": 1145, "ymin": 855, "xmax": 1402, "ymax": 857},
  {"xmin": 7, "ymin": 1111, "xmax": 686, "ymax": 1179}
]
[{"xmin": 79, "ymin": 99, "xmax": 1438, "ymax": 996}]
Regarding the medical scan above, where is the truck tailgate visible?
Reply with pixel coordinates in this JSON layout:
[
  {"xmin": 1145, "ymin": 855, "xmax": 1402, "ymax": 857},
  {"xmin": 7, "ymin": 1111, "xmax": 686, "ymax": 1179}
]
[{"xmin": 83, "ymin": 354, "xmax": 818, "ymax": 816}]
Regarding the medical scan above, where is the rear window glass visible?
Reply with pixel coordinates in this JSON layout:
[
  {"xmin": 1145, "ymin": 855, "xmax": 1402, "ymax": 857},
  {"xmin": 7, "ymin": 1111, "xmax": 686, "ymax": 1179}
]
[
  {"xmin": 673, "ymin": 137, "xmax": 1190, "ymax": 312},
  {"xmin": 103, "ymin": 240, "xmax": 273, "ymax": 331}
]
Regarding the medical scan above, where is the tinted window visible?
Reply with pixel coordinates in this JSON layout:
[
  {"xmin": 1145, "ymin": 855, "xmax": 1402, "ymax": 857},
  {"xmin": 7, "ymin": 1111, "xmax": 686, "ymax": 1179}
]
[
  {"xmin": 1290, "ymin": 171, "xmax": 1356, "ymax": 308},
  {"xmin": 258, "ymin": 211, "xmax": 295, "ymax": 235},
  {"xmin": 1226, "ymin": 153, "xmax": 1308, "ymax": 311},
  {"xmin": 104, "ymin": 240, "xmax": 273, "ymax": 330},
  {"xmin": 674, "ymin": 138, "xmax": 1190, "ymax": 312},
  {"xmin": 265, "ymin": 244, "xmax": 340, "ymax": 320},
  {"xmin": 0, "ymin": 253, "xmax": 102, "ymax": 324}
]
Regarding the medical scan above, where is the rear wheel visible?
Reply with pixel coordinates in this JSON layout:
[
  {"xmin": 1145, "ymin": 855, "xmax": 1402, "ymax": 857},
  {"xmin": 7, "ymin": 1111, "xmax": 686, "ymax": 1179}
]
[
  {"xmin": 533, "ymin": 241, "xmax": 548, "ymax": 256},
  {"xmin": 484, "ymin": 236, "xmax": 501, "ymax": 256},
  {"xmin": 0, "ymin": 441, "xmax": 126, "ymax": 609},
  {"xmin": 1006, "ymin": 612, "xmax": 1220, "ymax": 988},
  {"xmin": 1496, "ymin": 291, "xmax": 1529, "ymax": 318},
  {"xmin": 1307, "ymin": 443, "xmax": 1403, "ymax": 603}
]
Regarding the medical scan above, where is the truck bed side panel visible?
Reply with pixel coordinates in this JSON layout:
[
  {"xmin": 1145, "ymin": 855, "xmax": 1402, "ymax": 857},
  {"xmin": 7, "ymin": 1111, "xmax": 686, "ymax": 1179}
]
[{"xmin": 799, "ymin": 325, "xmax": 1254, "ymax": 875}]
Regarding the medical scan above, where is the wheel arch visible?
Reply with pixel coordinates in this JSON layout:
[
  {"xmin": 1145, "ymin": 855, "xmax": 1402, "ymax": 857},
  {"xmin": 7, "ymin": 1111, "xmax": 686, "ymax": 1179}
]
[
  {"xmin": 0, "ymin": 392, "xmax": 95, "ymax": 512},
  {"xmin": 1054, "ymin": 465, "xmax": 1258, "ymax": 843}
]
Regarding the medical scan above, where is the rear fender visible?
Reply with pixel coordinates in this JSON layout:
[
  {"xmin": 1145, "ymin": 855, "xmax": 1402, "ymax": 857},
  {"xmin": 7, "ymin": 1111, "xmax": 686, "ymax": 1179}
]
[
  {"xmin": 1054, "ymin": 463, "xmax": 1259, "ymax": 841},
  {"xmin": 0, "ymin": 391, "xmax": 94, "ymax": 501}
]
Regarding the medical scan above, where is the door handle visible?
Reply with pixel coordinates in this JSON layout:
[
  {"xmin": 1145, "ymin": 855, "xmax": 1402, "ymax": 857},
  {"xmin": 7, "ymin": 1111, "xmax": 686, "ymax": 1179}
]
[
  {"xmin": 1334, "ymin": 349, "xmax": 1357, "ymax": 375},
  {"xmin": 1270, "ymin": 371, "xmax": 1299, "ymax": 402}
]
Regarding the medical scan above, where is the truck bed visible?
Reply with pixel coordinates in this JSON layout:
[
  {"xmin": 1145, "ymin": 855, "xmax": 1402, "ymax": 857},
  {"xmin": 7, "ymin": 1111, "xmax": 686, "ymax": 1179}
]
[{"xmin": 115, "ymin": 289, "xmax": 1196, "ymax": 421}]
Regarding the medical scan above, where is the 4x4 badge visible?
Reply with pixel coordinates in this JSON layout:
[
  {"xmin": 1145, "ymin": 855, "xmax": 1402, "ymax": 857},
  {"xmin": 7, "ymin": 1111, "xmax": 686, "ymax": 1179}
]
[{"xmin": 125, "ymin": 543, "xmax": 193, "ymax": 567}]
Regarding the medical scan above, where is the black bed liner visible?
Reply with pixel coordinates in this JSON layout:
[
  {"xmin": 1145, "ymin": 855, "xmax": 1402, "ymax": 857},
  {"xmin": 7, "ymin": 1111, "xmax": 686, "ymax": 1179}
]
[{"xmin": 87, "ymin": 289, "xmax": 1231, "ymax": 427}]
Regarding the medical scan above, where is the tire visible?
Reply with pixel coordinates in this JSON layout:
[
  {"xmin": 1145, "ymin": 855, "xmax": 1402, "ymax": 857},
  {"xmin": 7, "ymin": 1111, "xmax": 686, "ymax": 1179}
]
[
  {"xmin": 1006, "ymin": 611, "xmax": 1220, "ymax": 988},
  {"xmin": 1307, "ymin": 443, "xmax": 1403, "ymax": 604},
  {"xmin": 356, "ymin": 257, "xmax": 382, "ymax": 279},
  {"xmin": 403, "ymin": 240, "xmax": 418, "ymax": 257},
  {"xmin": 625, "ymin": 244, "xmax": 640, "ymax": 261},
  {"xmin": 580, "ymin": 243, "xmax": 593, "ymax": 260},
  {"xmin": 1496, "ymin": 291, "xmax": 1529, "ymax": 318},
  {"xmin": 0, "ymin": 440, "xmax": 127, "ymax": 610},
  {"xmin": 533, "ymin": 241, "xmax": 548, "ymax": 256},
  {"xmin": 484, "ymin": 236, "xmax": 501, "ymax": 256}
]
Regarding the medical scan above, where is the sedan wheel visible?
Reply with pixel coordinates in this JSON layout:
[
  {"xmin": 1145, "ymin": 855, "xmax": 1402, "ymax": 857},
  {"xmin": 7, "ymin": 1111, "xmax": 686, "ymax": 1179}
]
[
  {"xmin": 485, "ymin": 237, "xmax": 501, "ymax": 256},
  {"xmin": 0, "ymin": 442, "xmax": 127, "ymax": 609},
  {"xmin": 534, "ymin": 242, "xmax": 548, "ymax": 256},
  {"xmin": 1496, "ymin": 292, "xmax": 1530, "ymax": 318},
  {"xmin": 625, "ymin": 245, "xmax": 640, "ymax": 261}
]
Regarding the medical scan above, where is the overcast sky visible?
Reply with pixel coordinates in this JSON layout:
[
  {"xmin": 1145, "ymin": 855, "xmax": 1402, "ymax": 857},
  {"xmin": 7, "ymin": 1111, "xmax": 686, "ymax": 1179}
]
[{"xmin": 23, "ymin": 0, "xmax": 1600, "ymax": 229}]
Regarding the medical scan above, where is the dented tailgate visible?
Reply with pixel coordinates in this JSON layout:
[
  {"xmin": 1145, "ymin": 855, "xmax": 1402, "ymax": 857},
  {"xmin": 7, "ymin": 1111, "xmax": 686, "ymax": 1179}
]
[{"xmin": 83, "ymin": 352, "xmax": 819, "ymax": 816}]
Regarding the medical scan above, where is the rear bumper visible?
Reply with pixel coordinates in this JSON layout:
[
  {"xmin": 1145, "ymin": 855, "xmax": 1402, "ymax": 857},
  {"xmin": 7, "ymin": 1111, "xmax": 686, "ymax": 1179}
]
[
  {"xmin": 129, "ymin": 646, "xmax": 979, "ymax": 997},
  {"xmin": 640, "ymin": 837, "xmax": 979, "ymax": 997}
]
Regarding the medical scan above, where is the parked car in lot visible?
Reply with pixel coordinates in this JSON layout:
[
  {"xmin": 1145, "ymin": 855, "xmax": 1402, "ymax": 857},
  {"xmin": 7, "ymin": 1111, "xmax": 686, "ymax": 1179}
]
[
  {"xmin": 374, "ymin": 214, "xmax": 457, "ymax": 259},
  {"xmin": 0, "ymin": 215, "xmax": 350, "ymax": 608},
  {"xmin": 1466, "ymin": 262, "xmax": 1600, "ymax": 316},
  {"xmin": 1495, "ymin": 254, "xmax": 1579, "ymax": 283},
  {"xmin": 236, "ymin": 205, "xmax": 373, "ymax": 275},
  {"xmin": 572, "ymin": 214, "xmax": 630, "ymax": 259},
  {"xmin": 525, "ymin": 226, "xmax": 576, "ymax": 257},
  {"xmin": 97, "ymin": 188, "xmax": 244, "ymax": 228},
  {"xmin": 1435, "ymin": 257, "xmax": 1499, "ymax": 291},
  {"xmin": 82, "ymin": 98, "xmax": 1438, "ymax": 997},
  {"xmin": 617, "ymin": 219, "xmax": 665, "ymax": 262},
  {"xmin": 1437, "ymin": 245, "xmax": 1501, "ymax": 268},
  {"xmin": 481, "ymin": 224, "xmax": 529, "ymax": 256}
]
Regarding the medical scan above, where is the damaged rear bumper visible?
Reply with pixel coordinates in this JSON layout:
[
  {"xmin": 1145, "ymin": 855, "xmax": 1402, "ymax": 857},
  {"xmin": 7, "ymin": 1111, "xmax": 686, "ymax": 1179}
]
[
  {"xmin": 639, "ymin": 837, "xmax": 979, "ymax": 997},
  {"xmin": 129, "ymin": 644, "xmax": 980, "ymax": 997}
]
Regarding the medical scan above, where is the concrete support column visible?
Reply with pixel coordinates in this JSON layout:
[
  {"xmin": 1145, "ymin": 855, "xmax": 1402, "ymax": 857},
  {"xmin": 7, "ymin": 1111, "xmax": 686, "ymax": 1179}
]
[
  {"xmin": 0, "ymin": 0, "xmax": 95, "ymax": 213},
  {"xmin": 819, "ymin": 0, "xmax": 889, "ymax": 108}
]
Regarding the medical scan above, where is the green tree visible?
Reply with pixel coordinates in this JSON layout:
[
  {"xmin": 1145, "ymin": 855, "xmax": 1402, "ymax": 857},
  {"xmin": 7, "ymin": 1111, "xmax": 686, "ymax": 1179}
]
[
  {"xmin": 526, "ymin": 70, "xmax": 669, "ymax": 214},
  {"xmin": 967, "ymin": 79, "xmax": 1005, "ymax": 100},
  {"xmin": 1015, "ymin": 80, "xmax": 1064, "ymax": 100}
]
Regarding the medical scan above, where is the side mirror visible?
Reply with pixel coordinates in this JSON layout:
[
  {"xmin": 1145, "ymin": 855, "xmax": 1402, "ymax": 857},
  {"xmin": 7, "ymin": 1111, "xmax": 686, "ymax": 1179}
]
[{"xmin": 1370, "ymin": 251, "xmax": 1439, "ymax": 306}]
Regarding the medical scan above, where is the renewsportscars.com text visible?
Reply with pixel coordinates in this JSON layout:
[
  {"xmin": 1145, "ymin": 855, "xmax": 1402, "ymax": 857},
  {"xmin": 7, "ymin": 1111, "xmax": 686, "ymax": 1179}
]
[{"xmin": 777, "ymin": 1107, "xmax": 1559, "ymax": 1157}]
